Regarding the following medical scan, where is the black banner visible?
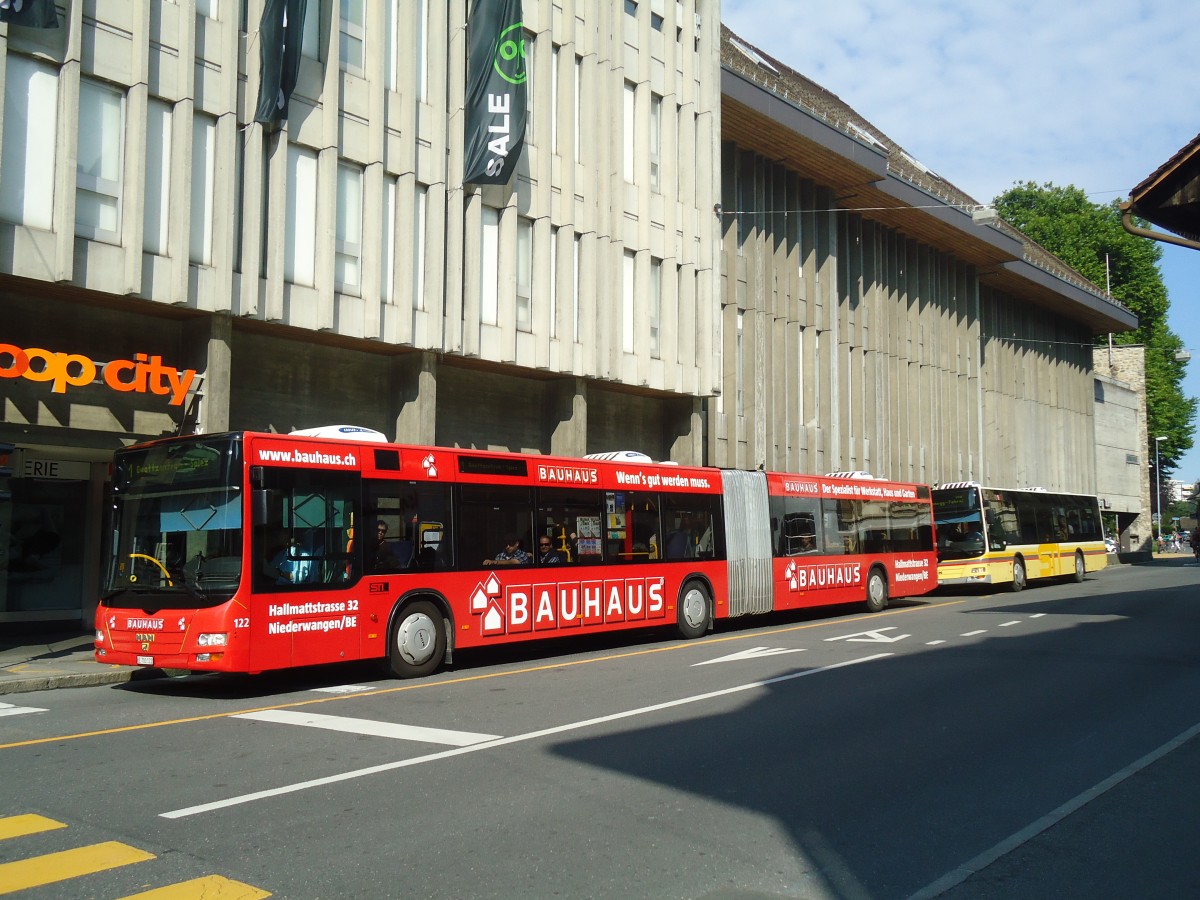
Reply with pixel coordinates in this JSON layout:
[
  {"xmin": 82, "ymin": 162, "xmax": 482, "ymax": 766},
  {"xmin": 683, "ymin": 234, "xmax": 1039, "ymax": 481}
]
[
  {"xmin": 464, "ymin": 0, "xmax": 528, "ymax": 185},
  {"xmin": 0, "ymin": 0, "xmax": 59, "ymax": 28},
  {"xmin": 254, "ymin": 0, "xmax": 307, "ymax": 129}
]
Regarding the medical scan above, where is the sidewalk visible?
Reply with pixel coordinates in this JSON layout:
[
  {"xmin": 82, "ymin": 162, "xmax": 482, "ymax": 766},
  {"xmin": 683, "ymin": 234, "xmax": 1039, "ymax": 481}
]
[{"xmin": 0, "ymin": 632, "xmax": 154, "ymax": 696}]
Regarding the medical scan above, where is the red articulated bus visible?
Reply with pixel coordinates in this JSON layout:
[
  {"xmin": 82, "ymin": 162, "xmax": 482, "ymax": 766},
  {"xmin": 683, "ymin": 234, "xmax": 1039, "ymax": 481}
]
[{"xmin": 94, "ymin": 428, "xmax": 937, "ymax": 678}]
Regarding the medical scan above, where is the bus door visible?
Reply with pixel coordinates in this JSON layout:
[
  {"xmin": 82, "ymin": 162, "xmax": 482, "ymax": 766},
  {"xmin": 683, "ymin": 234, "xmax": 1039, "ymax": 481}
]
[
  {"xmin": 767, "ymin": 489, "xmax": 822, "ymax": 612},
  {"xmin": 253, "ymin": 466, "xmax": 361, "ymax": 667}
]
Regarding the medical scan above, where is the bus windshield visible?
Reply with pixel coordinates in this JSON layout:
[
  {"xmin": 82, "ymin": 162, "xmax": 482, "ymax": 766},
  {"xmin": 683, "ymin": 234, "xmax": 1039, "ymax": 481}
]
[
  {"xmin": 103, "ymin": 436, "xmax": 243, "ymax": 610},
  {"xmin": 933, "ymin": 487, "xmax": 986, "ymax": 561}
]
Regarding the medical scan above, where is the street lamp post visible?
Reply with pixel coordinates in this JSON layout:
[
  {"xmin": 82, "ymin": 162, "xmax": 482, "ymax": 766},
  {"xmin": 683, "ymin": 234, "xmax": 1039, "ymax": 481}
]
[{"xmin": 1154, "ymin": 435, "xmax": 1167, "ymax": 545}]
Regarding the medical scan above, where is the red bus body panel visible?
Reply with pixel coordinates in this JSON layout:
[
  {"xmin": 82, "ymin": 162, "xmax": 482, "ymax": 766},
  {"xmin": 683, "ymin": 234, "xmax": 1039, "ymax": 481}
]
[{"xmin": 95, "ymin": 432, "xmax": 937, "ymax": 674}]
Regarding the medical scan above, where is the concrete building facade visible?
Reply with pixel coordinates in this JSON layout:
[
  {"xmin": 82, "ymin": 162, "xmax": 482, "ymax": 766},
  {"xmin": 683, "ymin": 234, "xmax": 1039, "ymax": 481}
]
[
  {"xmin": 714, "ymin": 27, "xmax": 1135, "ymax": 488},
  {"xmin": 1092, "ymin": 345, "xmax": 1151, "ymax": 551},
  {"xmin": 0, "ymin": 5, "xmax": 1135, "ymax": 629}
]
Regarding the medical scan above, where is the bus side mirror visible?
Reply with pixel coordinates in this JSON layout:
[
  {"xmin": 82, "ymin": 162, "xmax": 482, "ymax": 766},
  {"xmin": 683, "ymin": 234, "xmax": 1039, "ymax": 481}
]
[
  {"xmin": 252, "ymin": 489, "xmax": 283, "ymax": 527},
  {"xmin": 989, "ymin": 531, "xmax": 1006, "ymax": 551}
]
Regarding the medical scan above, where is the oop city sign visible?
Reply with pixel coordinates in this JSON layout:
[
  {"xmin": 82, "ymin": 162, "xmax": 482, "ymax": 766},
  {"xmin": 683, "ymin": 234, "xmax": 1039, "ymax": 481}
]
[{"xmin": 0, "ymin": 343, "xmax": 197, "ymax": 406}]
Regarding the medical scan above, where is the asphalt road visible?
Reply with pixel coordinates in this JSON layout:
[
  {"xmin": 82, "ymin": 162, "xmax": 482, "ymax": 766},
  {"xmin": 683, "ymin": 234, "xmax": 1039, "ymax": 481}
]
[{"xmin": 2, "ymin": 559, "xmax": 1199, "ymax": 899}]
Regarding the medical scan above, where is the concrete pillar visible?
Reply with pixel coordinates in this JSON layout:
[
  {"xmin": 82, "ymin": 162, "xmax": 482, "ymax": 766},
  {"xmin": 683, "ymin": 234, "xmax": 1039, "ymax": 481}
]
[
  {"xmin": 549, "ymin": 377, "xmax": 587, "ymax": 457},
  {"xmin": 184, "ymin": 314, "xmax": 232, "ymax": 434},
  {"xmin": 665, "ymin": 397, "xmax": 704, "ymax": 466},
  {"xmin": 393, "ymin": 351, "xmax": 438, "ymax": 446}
]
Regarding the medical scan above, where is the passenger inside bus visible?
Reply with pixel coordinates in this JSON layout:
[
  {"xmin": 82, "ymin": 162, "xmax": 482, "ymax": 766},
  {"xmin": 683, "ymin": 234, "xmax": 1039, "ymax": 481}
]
[
  {"xmin": 536, "ymin": 536, "xmax": 566, "ymax": 564},
  {"xmin": 665, "ymin": 514, "xmax": 693, "ymax": 558},
  {"xmin": 484, "ymin": 537, "xmax": 531, "ymax": 566}
]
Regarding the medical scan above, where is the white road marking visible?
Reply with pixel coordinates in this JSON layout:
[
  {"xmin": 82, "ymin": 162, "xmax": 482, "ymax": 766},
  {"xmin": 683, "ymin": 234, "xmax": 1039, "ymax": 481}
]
[
  {"xmin": 911, "ymin": 720, "xmax": 1200, "ymax": 899},
  {"xmin": 961, "ymin": 630, "xmax": 987, "ymax": 637},
  {"xmin": 824, "ymin": 627, "xmax": 909, "ymax": 643},
  {"xmin": 161, "ymin": 653, "xmax": 894, "ymax": 819},
  {"xmin": 310, "ymin": 684, "xmax": 374, "ymax": 694},
  {"xmin": 234, "ymin": 710, "xmax": 500, "ymax": 746},
  {"xmin": 692, "ymin": 646, "xmax": 806, "ymax": 666},
  {"xmin": 0, "ymin": 702, "xmax": 47, "ymax": 717},
  {"xmin": 1029, "ymin": 613, "xmax": 1046, "ymax": 618},
  {"xmin": 999, "ymin": 621, "xmax": 1021, "ymax": 627},
  {"xmin": 926, "ymin": 640, "xmax": 946, "ymax": 646}
]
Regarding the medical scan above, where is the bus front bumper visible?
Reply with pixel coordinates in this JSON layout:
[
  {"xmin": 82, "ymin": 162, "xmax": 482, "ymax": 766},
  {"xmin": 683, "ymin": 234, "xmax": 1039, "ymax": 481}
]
[{"xmin": 937, "ymin": 565, "xmax": 992, "ymax": 585}]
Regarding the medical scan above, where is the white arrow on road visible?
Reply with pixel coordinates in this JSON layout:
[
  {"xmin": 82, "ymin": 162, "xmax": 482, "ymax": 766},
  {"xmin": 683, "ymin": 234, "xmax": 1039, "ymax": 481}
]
[
  {"xmin": 824, "ymin": 626, "xmax": 910, "ymax": 644},
  {"xmin": 692, "ymin": 646, "xmax": 806, "ymax": 666}
]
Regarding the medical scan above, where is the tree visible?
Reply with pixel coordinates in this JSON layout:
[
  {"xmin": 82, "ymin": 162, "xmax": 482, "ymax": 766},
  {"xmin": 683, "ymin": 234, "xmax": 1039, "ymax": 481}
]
[{"xmin": 994, "ymin": 182, "xmax": 1196, "ymax": 477}]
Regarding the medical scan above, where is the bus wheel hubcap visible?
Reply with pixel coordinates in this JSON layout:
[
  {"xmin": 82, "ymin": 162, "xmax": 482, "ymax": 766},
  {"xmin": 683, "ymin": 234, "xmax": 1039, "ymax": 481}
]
[
  {"xmin": 397, "ymin": 612, "xmax": 436, "ymax": 665},
  {"xmin": 682, "ymin": 589, "xmax": 705, "ymax": 628}
]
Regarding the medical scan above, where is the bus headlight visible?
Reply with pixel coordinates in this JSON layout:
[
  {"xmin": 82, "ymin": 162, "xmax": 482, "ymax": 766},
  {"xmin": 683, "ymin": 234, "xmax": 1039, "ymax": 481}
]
[
  {"xmin": 94, "ymin": 628, "xmax": 105, "ymax": 642},
  {"xmin": 196, "ymin": 632, "xmax": 228, "ymax": 647}
]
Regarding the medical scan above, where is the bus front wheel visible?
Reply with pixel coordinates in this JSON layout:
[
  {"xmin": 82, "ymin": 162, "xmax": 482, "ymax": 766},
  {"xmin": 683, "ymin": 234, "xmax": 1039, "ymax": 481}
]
[
  {"xmin": 1010, "ymin": 557, "xmax": 1027, "ymax": 592},
  {"xmin": 388, "ymin": 600, "xmax": 446, "ymax": 678},
  {"xmin": 676, "ymin": 581, "xmax": 711, "ymax": 640},
  {"xmin": 865, "ymin": 567, "xmax": 888, "ymax": 613}
]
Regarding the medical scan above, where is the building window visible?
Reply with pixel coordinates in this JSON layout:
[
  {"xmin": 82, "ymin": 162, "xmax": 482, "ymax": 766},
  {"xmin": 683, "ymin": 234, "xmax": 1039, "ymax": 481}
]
[
  {"xmin": 340, "ymin": 0, "xmax": 365, "ymax": 74},
  {"xmin": 190, "ymin": 114, "xmax": 216, "ymax": 265},
  {"xmin": 0, "ymin": 55, "xmax": 58, "ymax": 230},
  {"xmin": 623, "ymin": 249, "xmax": 635, "ymax": 353},
  {"xmin": 416, "ymin": 0, "xmax": 429, "ymax": 100},
  {"xmin": 302, "ymin": 0, "xmax": 321, "ymax": 60},
  {"xmin": 336, "ymin": 162, "xmax": 363, "ymax": 294},
  {"xmin": 549, "ymin": 225, "xmax": 558, "ymax": 339},
  {"xmin": 650, "ymin": 257, "xmax": 662, "ymax": 359},
  {"xmin": 381, "ymin": 175, "xmax": 396, "ymax": 303},
  {"xmin": 413, "ymin": 183, "xmax": 427, "ymax": 310},
  {"xmin": 260, "ymin": 139, "xmax": 271, "ymax": 274},
  {"xmin": 196, "ymin": 0, "xmax": 217, "ymax": 18},
  {"xmin": 481, "ymin": 206, "xmax": 500, "ymax": 326},
  {"xmin": 573, "ymin": 233, "xmax": 581, "ymax": 343},
  {"xmin": 76, "ymin": 79, "xmax": 125, "ymax": 242},
  {"xmin": 573, "ymin": 56, "xmax": 582, "ymax": 164},
  {"xmin": 516, "ymin": 216, "xmax": 533, "ymax": 333},
  {"xmin": 143, "ymin": 99, "xmax": 172, "ymax": 255},
  {"xmin": 551, "ymin": 45, "xmax": 560, "ymax": 156},
  {"xmin": 624, "ymin": 0, "xmax": 637, "ymax": 16},
  {"xmin": 233, "ymin": 135, "xmax": 244, "ymax": 272},
  {"xmin": 736, "ymin": 310, "xmax": 745, "ymax": 417},
  {"xmin": 285, "ymin": 143, "xmax": 318, "ymax": 286},
  {"xmin": 385, "ymin": 0, "xmax": 398, "ymax": 90},
  {"xmin": 649, "ymin": 93, "xmax": 662, "ymax": 192},
  {"xmin": 623, "ymin": 81, "xmax": 635, "ymax": 183},
  {"xmin": 386, "ymin": 0, "xmax": 429, "ymax": 97}
]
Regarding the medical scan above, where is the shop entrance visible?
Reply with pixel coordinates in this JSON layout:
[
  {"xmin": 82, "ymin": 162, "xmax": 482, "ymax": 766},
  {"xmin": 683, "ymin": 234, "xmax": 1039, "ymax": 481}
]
[{"xmin": 1, "ymin": 478, "xmax": 88, "ymax": 623}]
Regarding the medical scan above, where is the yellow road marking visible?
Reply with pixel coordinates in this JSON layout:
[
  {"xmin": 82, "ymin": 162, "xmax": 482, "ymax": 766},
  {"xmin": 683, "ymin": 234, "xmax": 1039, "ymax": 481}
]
[
  {"xmin": 121, "ymin": 874, "xmax": 271, "ymax": 899},
  {"xmin": 0, "ymin": 814, "xmax": 66, "ymax": 841},
  {"xmin": 0, "ymin": 599, "xmax": 962, "ymax": 752},
  {"xmin": 0, "ymin": 841, "xmax": 154, "ymax": 894}
]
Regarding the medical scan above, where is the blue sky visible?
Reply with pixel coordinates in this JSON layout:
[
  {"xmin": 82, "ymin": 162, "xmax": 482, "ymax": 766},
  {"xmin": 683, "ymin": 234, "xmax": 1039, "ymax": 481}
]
[{"xmin": 723, "ymin": 0, "xmax": 1200, "ymax": 484}]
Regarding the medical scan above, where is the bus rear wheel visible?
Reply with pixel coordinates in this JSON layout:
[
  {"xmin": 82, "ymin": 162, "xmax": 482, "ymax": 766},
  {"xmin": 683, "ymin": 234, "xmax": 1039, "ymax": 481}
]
[
  {"xmin": 865, "ymin": 567, "xmax": 888, "ymax": 613},
  {"xmin": 1072, "ymin": 550, "xmax": 1085, "ymax": 583},
  {"xmin": 676, "ymin": 581, "xmax": 711, "ymax": 640},
  {"xmin": 388, "ymin": 600, "xmax": 445, "ymax": 678},
  {"xmin": 1010, "ymin": 557, "xmax": 1027, "ymax": 592}
]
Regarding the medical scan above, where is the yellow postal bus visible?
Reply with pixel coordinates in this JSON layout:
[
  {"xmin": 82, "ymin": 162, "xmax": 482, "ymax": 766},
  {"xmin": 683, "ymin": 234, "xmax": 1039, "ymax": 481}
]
[{"xmin": 933, "ymin": 482, "xmax": 1108, "ymax": 591}]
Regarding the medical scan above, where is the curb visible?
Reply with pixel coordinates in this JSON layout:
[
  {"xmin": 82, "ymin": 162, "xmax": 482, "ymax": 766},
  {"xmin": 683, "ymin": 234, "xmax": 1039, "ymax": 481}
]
[{"xmin": 0, "ymin": 666, "xmax": 165, "ymax": 696}]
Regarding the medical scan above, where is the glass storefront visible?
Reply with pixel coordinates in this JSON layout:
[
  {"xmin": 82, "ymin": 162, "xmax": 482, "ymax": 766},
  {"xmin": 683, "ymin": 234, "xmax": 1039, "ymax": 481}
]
[{"xmin": 0, "ymin": 466, "xmax": 91, "ymax": 624}]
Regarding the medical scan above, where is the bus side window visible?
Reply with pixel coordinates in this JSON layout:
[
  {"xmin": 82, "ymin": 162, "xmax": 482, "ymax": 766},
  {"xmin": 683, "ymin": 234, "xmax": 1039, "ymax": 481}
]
[{"xmin": 458, "ymin": 484, "xmax": 533, "ymax": 569}]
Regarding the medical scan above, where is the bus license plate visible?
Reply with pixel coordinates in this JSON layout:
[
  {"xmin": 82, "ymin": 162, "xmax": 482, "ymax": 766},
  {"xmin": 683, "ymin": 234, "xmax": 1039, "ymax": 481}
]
[{"xmin": 137, "ymin": 655, "xmax": 153, "ymax": 666}]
